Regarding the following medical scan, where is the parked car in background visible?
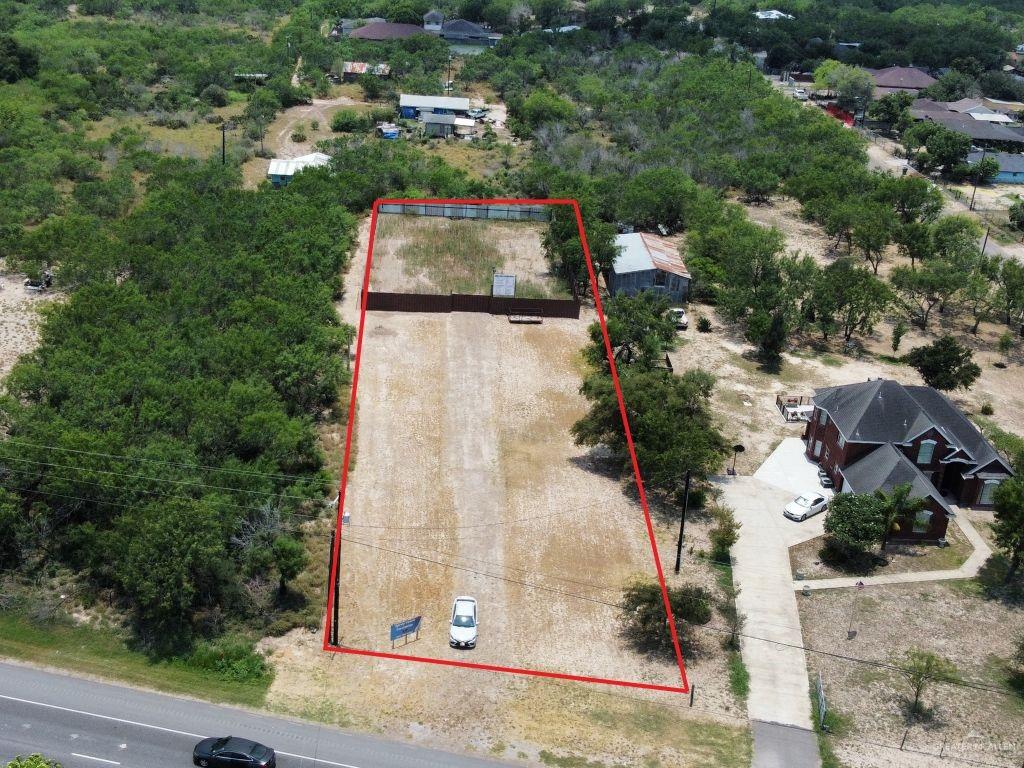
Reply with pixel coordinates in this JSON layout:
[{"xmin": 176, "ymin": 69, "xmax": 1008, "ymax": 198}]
[
  {"xmin": 783, "ymin": 492, "xmax": 828, "ymax": 521},
  {"xmin": 793, "ymin": 88, "xmax": 809, "ymax": 101},
  {"xmin": 449, "ymin": 596, "xmax": 478, "ymax": 648},
  {"xmin": 193, "ymin": 737, "xmax": 276, "ymax": 768},
  {"xmin": 467, "ymin": 107, "xmax": 487, "ymax": 118},
  {"xmin": 669, "ymin": 307, "xmax": 688, "ymax": 330}
]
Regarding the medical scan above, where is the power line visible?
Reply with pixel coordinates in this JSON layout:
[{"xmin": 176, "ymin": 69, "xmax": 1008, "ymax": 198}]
[{"xmin": 0, "ymin": 438, "xmax": 312, "ymax": 482}]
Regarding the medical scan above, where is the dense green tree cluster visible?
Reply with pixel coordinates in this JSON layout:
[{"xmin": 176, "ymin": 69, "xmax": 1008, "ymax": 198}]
[{"xmin": 708, "ymin": 0, "xmax": 1014, "ymax": 74}]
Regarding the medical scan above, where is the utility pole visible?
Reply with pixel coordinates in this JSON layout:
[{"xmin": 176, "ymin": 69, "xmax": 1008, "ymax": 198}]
[
  {"xmin": 220, "ymin": 122, "xmax": 228, "ymax": 165},
  {"xmin": 674, "ymin": 470, "xmax": 691, "ymax": 574},
  {"xmin": 982, "ymin": 223, "xmax": 990, "ymax": 255},
  {"xmin": 329, "ymin": 529, "xmax": 340, "ymax": 646},
  {"xmin": 970, "ymin": 147, "xmax": 987, "ymax": 211}
]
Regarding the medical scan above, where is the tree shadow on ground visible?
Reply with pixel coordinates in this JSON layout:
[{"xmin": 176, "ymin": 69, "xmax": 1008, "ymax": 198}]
[
  {"xmin": 974, "ymin": 554, "xmax": 1024, "ymax": 605},
  {"xmin": 817, "ymin": 539, "xmax": 887, "ymax": 576}
]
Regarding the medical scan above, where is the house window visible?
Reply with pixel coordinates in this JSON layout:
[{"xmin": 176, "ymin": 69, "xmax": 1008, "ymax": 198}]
[
  {"xmin": 818, "ymin": 409, "xmax": 828, "ymax": 426},
  {"xmin": 813, "ymin": 440, "xmax": 823, "ymax": 458},
  {"xmin": 838, "ymin": 434, "xmax": 846, "ymax": 449},
  {"xmin": 654, "ymin": 271, "xmax": 666, "ymax": 287},
  {"xmin": 912, "ymin": 509, "xmax": 933, "ymax": 533},
  {"xmin": 979, "ymin": 480, "xmax": 1001, "ymax": 505},
  {"xmin": 916, "ymin": 439, "xmax": 937, "ymax": 465}
]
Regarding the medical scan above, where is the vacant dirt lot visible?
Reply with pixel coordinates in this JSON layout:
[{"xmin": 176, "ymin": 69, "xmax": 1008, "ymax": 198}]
[
  {"xmin": 0, "ymin": 267, "xmax": 58, "ymax": 381},
  {"xmin": 799, "ymin": 580, "xmax": 1024, "ymax": 768},
  {"xmin": 370, "ymin": 213, "xmax": 566, "ymax": 297},
  {"xmin": 259, "ymin": 216, "xmax": 750, "ymax": 767}
]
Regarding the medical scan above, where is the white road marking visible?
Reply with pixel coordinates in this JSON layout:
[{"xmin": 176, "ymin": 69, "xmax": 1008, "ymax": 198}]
[
  {"xmin": 72, "ymin": 754, "xmax": 121, "ymax": 765},
  {"xmin": 0, "ymin": 694, "xmax": 366, "ymax": 768}
]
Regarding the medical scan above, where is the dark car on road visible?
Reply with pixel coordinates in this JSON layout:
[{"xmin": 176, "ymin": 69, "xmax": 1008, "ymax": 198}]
[{"xmin": 193, "ymin": 736, "xmax": 276, "ymax": 768}]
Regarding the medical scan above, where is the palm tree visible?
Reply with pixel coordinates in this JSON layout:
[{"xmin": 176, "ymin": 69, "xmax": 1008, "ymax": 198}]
[{"xmin": 875, "ymin": 483, "xmax": 927, "ymax": 552}]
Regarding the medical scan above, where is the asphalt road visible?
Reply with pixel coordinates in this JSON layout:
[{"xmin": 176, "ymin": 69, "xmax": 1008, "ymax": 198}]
[{"xmin": 0, "ymin": 661, "xmax": 512, "ymax": 768}]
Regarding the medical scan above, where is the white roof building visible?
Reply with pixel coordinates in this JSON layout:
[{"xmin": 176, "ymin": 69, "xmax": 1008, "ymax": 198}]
[
  {"xmin": 267, "ymin": 152, "xmax": 331, "ymax": 179},
  {"xmin": 399, "ymin": 94, "xmax": 471, "ymax": 112},
  {"xmin": 753, "ymin": 9, "xmax": 794, "ymax": 20}
]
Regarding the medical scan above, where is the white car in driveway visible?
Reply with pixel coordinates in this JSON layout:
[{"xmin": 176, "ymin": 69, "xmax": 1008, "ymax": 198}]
[
  {"xmin": 449, "ymin": 596, "xmax": 478, "ymax": 649},
  {"xmin": 783, "ymin": 492, "xmax": 829, "ymax": 522}
]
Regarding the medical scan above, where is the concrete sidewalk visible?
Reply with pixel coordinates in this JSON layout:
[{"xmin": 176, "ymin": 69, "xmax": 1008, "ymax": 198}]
[{"xmin": 794, "ymin": 510, "xmax": 992, "ymax": 591}]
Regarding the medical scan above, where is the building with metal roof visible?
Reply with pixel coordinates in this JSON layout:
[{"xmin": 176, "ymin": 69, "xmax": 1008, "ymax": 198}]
[
  {"xmin": 607, "ymin": 233, "xmax": 690, "ymax": 304},
  {"xmin": 267, "ymin": 152, "xmax": 330, "ymax": 188},
  {"xmin": 968, "ymin": 150, "xmax": 1024, "ymax": 183},
  {"xmin": 398, "ymin": 94, "xmax": 471, "ymax": 118}
]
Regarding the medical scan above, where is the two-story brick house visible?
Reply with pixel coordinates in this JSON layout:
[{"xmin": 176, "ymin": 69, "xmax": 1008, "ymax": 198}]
[{"xmin": 804, "ymin": 379, "xmax": 1013, "ymax": 542}]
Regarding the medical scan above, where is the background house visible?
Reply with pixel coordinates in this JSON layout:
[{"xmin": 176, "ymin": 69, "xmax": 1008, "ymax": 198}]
[
  {"xmin": 867, "ymin": 66, "xmax": 937, "ymax": 97},
  {"xmin": 968, "ymin": 150, "xmax": 1024, "ymax": 183},
  {"xmin": 607, "ymin": 233, "xmax": 690, "ymax": 304},
  {"xmin": 398, "ymin": 94, "xmax": 471, "ymax": 119},
  {"xmin": 439, "ymin": 18, "xmax": 502, "ymax": 46},
  {"xmin": 266, "ymin": 152, "xmax": 330, "ymax": 188},
  {"xmin": 423, "ymin": 9, "xmax": 443, "ymax": 32},
  {"xmin": 348, "ymin": 22, "xmax": 425, "ymax": 40},
  {"xmin": 804, "ymin": 379, "xmax": 1014, "ymax": 541},
  {"xmin": 421, "ymin": 112, "xmax": 476, "ymax": 138}
]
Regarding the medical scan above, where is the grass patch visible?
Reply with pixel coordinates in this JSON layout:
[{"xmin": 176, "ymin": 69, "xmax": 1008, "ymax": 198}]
[
  {"xmin": 0, "ymin": 612, "xmax": 271, "ymax": 708},
  {"xmin": 539, "ymin": 751, "xmax": 622, "ymax": 768},
  {"xmin": 974, "ymin": 416, "xmax": 1024, "ymax": 460},
  {"xmin": 395, "ymin": 218, "xmax": 504, "ymax": 293},
  {"xmin": 811, "ymin": 679, "xmax": 853, "ymax": 768},
  {"xmin": 728, "ymin": 650, "xmax": 750, "ymax": 700}
]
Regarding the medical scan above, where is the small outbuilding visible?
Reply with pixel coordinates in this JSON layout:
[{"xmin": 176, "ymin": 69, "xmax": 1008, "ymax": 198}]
[
  {"xmin": 421, "ymin": 113, "xmax": 476, "ymax": 138},
  {"xmin": 607, "ymin": 233, "xmax": 690, "ymax": 304},
  {"xmin": 267, "ymin": 152, "xmax": 330, "ymax": 188},
  {"xmin": 968, "ymin": 151, "xmax": 1024, "ymax": 183},
  {"xmin": 423, "ymin": 9, "xmax": 444, "ymax": 31},
  {"xmin": 398, "ymin": 94, "xmax": 471, "ymax": 118}
]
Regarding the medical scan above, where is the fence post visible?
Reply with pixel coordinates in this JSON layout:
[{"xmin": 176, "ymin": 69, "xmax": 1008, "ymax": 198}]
[{"xmin": 900, "ymin": 729, "xmax": 909, "ymax": 750}]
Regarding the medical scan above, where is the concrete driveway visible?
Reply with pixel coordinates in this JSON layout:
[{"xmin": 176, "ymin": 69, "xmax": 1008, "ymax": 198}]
[
  {"xmin": 717, "ymin": 473, "xmax": 822, "ymax": 768},
  {"xmin": 754, "ymin": 437, "xmax": 834, "ymax": 500}
]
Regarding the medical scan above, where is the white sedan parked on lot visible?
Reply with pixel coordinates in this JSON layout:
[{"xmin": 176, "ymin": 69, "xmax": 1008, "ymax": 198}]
[
  {"xmin": 449, "ymin": 596, "xmax": 478, "ymax": 649},
  {"xmin": 783, "ymin": 492, "xmax": 829, "ymax": 522}
]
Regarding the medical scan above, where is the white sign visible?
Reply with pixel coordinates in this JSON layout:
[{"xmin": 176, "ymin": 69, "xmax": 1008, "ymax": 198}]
[{"xmin": 492, "ymin": 273, "xmax": 516, "ymax": 297}]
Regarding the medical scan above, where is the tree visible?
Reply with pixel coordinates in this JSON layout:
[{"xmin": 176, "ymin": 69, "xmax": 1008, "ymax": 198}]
[
  {"xmin": 890, "ymin": 261, "xmax": 959, "ymax": 330},
  {"xmin": 812, "ymin": 60, "xmax": 842, "ymax": 95},
  {"xmin": 905, "ymin": 336, "xmax": 981, "ymax": 391},
  {"xmin": 992, "ymin": 477, "xmax": 1024, "ymax": 583},
  {"xmin": 617, "ymin": 168, "xmax": 699, "ymax": 232},
  {"xmin": 6, "ymin": 757, "xmax": 62, "ymax": 768},
  {"xmin": 531, "ymin": 0, "xmax": 569, "ymax": 27},
  {"xmin": 875, "ymin": 484, "xmax": 927, "ymax": 551},
  {"xmin": 740, "ymin": 166, "xmax": 780, "ymax": 205},
  {"xmin": 1010, "ymin": 200, "xmax": 1024, "ymax": 231},
  {"xmin": 0, "ymin": 35, "xmax": 39, "ymax": 83},
  {"xmin": 620, "ymin": 579, "xmax": 712, "ymax": 653},
  {"xmin": 895, "ymin": 648, "xmax": 960, "ymax": 716},
  {"xmin": 833, "ymin": 64, "xmax": 875, "ymax": 113},
  {"xmin": 272, "ymin": 536, "xmax": 308, "ymax": 594},
  {"xmin": 586, "ymin": 292, "xmax": 678, "ymax": 371},
  {"xmin": 851, "ymin": 203, "xmax": 896, "ymax": 274},
  {"xmin": 515, "ymin": 87, "xmax": 575, "ymax": 130},
  {"xmin": 892, "ymin": 320, "xmax": 908, "ymax": 353},
  {"xmin": 874, "ymin": 175, "xmax": 943, "ymax": 226},
  {"xmin": 868, "ymin": 91, "xmax": 913, "ymax": 126},
  {"xmin": 823, "ymin": 492, "xmax": 886, "ymax": 559},
  {"xmin": 811, "ymin": 259, "xmax": 890, "ymax": 342},
  {"xmin": 572, "ymin": 369, "xmax": 728, "ymax": 491}
]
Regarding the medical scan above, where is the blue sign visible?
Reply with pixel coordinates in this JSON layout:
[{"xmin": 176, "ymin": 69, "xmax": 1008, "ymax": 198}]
[{"xmin": 390, "ymin": 616, "xmax": 422, "ymax": 642}]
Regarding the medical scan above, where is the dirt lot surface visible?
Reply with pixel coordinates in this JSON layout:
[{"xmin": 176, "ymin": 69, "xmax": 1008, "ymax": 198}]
[
  {"xmin": 370, "ymin": 214, "xmax": 566, "ymax": 297},
  {"xmin": 259, "ymin": 217, "xmax": 751, "ymax": 767},
  {"xmin": 0, "ymin": 267, "xmax": 57, "ymax": 382},
  {"xmin": 799, "ymin": 580, "xmax": 1024, "ymax": 768}
]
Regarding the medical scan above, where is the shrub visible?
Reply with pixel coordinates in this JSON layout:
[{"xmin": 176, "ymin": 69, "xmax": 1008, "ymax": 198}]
[
  {"xmin": 620, "ymin": 579, "xmax": 712, "ymax": 654},
  {"xmin": 981, "ymin": 402, "xmax": 995, "ymax": 416},
  {"xmin": 697, "ymin": 316, "xmax": 712, "ymax": 332},
  {"xmin": 709, "ymin": 505, "xmax": 741, "ymax": 562},
  {"xmin": 290, "ymin": 124, "xmax": 307, "ymax": 143},
  {"xmin": 199, "ymin": 84, "xmax": 229, "ymax": 107},
  {"xmin": 187, "ymin": 637, "xmax": 270, "ymax": 683},
  {"xmin": 310, "ymin": 120, "xmax": 319, "ymax": 131},
  {"xmin": 330, "ymin": 109, "xmax": 369, "ymax": 133}
]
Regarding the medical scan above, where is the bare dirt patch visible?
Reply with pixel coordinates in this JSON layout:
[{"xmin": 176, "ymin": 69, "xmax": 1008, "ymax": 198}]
[
  {"xmin": 799, "ymin": 580, "xmax": 1024, "ymax": 768},
  {"xmin": 370, "ymin": 214, "xmax": 567, "ymax": 297},
  {"xmin": 0, "ymin": 268, "xmax": 59, "ymax": 382}
]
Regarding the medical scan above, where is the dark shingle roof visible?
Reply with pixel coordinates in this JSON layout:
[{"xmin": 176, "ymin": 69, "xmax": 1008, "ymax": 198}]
[
  {"xmin": 813, "ymin": 379, "xmax": 1012, "ymax": 477},
  {"xmin": 840, "ymin": 444, "xmax": 953, "ymax": 514},
  {"xmin": 867, "ymin": 66, "xmax": 937, "ymax": 90},
  {"xmin": 442, "ymin": 18, "xmax": 490, "ymax": 35},
  {"xmin": 349, "ymin": 22, "xmax": 426, "ymax": 40},
  {"xmin": 968, "ymin": 150, "xmax": 1024, "ymax": 174}
]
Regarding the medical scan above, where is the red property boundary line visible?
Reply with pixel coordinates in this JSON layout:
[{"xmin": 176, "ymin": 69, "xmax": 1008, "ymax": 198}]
[{"xmin": 321, "ymin": 198, "xmax": 690, "ymax": 695}]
